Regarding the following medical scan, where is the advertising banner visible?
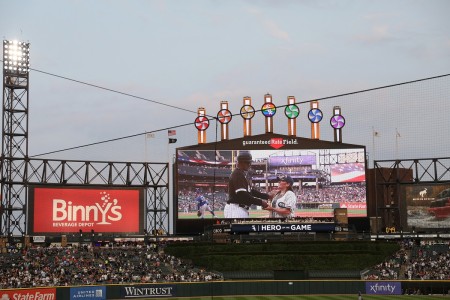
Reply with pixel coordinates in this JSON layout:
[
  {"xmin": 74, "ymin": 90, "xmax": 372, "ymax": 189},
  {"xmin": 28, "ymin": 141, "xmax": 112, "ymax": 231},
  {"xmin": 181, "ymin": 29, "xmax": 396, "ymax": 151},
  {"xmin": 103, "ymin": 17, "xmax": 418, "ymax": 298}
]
[
  {"xmin": 268, "ymin": 155, "xmax": 316, "ymax": 167},
  {"xmin": 120, "ymin": 285, "xmax": 176, "ymax": 298},
  {"xmin": 365, "ymin": 281, "xmax": 402, "ymax": 295},
  {"xmin": 403, "ymin": 184, "xmax": 450, "ymax": 229},
  {"xmin": 29, "ymin": 187, "xmax": 143, "ymax": 234},
  {"xmin": 231, "ymin": 222, "xmax": 337, "ymax": 233},
  {"xmin": 0, "ymin": 288, "xmax": 56, "ymax": 300},
  {"xmin": 70, "ymin": 286, "xmax": 106, "ymax": 300},
  {"xmin": 33, "ymin": 236, "xmax": 46, "ymax": 243},
  {"xmin": 340, "ymin": 203, "xmax": 367, "ymax": 210}
]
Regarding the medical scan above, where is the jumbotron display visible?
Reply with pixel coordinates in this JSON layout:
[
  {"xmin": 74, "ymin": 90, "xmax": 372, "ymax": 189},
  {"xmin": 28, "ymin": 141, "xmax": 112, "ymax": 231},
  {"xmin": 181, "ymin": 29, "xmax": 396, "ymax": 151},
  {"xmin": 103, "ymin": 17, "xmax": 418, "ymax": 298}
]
[
  {"xmin": 403, "ymin": 184, "xmax": 450, "ymax": 229},
  {"xmin": 176, "ymin": 148, "xmax": 366, "ymax": 220}
]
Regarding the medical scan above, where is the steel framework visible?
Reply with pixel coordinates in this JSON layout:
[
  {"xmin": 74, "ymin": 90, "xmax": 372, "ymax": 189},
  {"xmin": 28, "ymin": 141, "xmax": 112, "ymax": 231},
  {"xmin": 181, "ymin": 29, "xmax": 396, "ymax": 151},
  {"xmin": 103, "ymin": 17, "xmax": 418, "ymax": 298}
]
[
  {"xmin": 0, "ymin": 158, "xmax": 170, "ymax": 236},
  {"xmin": 374, "ymin": 157, "xmax": 450, "ymax": 230},
  {"xmin": 1, "ymin": 55, "xmax": 30, "ymax": 236}
]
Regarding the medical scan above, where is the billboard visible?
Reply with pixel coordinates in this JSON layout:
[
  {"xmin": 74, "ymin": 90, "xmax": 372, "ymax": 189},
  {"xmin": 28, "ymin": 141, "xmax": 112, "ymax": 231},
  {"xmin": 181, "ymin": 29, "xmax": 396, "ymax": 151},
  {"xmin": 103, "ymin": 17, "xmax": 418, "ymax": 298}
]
[
  {"xmin": 28, "ymin": 186, "xmax": 144, "ymax": 234},
  {"xmin": 70, "ymin": 286, "xmax": 106, "ymax": 300},
  {"xmin": 176, "ymin": 147, "xmax": 366, "ymax": 222},
  {"xmin": 0, "ymin": 288, "xmax": 56, "ymax": 300},
  {"xmin": 403, "ymin": 183, "xmax": 450, "ymax": 229},
  {"xmin": 365, "ymin": 282, "xmax": 402, "ymax": 295},
  {"xmin": 120, "ymin": 285, "xmax": 176, "ymax": 299}
]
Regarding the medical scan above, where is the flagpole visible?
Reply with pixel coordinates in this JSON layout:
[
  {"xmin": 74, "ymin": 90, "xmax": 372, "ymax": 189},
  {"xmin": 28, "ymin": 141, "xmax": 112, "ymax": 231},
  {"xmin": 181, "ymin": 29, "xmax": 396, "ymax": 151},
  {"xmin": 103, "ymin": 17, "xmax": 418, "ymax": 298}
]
[
  {"xmin": 395, "ymin": 128, "xmax": 400, "ymax": 160},
  {"xmin": 372, "ymin": 126, "xmax": 375, "ymax": 168},
  {"xmin": 167, "ymin": 130, "xmax": 177, "ymax": 235},
  {"xmin": 145, "ymin": 131, "xmax": 148, "ymax": 162}
]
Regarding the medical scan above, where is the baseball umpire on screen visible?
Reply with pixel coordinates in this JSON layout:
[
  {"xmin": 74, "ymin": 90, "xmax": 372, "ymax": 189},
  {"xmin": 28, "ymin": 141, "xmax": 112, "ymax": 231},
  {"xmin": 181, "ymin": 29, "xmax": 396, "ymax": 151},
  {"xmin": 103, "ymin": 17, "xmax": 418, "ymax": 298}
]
[{"xmin": 224, "ymin": 151, "xmax": 273, "ymax": 218}]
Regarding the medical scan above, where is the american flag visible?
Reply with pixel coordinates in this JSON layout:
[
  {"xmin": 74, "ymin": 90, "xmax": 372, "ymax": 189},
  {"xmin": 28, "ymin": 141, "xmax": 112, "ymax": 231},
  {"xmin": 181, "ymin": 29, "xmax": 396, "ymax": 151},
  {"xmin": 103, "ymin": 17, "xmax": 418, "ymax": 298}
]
[{"xmin": 168, "ymin": 130, "xmax": 176, "ymax": 136}]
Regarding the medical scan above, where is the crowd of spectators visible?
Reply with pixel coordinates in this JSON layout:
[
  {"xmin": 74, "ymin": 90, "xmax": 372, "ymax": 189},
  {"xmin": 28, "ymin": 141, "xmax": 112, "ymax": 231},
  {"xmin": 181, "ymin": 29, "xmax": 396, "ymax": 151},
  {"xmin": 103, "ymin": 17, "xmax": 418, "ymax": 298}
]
[
  {"xmin": 405, "ymin": 240, "xmax": 450, "ymax": 280},
  {"xmin": 300, "ymin": 183, "xmax": 366, "ymax": 204},
  {"xmin": 1, "ymin": 238, "xmax": 450, "ymax": 290},
  {"xmin": 363, "ymin": 239, "xmax": 450, "ymax": 281},
  {"xmin": 0, "ymin": 241, "xmax": 223, "ymax": 289}
]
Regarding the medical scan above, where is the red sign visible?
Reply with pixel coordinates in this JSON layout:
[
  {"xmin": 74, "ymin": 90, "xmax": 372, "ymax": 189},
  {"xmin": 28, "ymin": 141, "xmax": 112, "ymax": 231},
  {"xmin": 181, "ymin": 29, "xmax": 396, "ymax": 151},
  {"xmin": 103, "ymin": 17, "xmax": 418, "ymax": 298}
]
[
  {"xmin": 340, "ymin": 202, "xmax": 367, "ymax": 209},
  {"xmin": 0, "ymin": 288, "xmax": 56, "ymax": 300},
  {"xmin": 270, "ymin": 138, "xmax": 284, "ymax": 149},
  {"xmin": 31, "ymin": 187, "xmax": 141, "ymax": 233}
]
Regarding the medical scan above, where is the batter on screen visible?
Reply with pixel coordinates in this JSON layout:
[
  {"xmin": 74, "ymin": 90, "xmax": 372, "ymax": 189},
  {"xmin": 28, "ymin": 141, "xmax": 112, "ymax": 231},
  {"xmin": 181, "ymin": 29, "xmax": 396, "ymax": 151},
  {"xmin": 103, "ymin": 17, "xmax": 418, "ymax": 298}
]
[{"xmin": 224, "ymin": 152, "xmax": 275, "ymax": 218}]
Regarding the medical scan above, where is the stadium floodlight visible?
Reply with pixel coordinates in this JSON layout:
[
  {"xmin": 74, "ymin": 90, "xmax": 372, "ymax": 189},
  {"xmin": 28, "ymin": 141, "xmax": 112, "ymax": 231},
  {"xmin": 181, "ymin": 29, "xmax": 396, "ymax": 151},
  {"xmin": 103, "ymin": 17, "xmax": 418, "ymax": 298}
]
[{"xmin": 3, "ymin": 40, "xmax": 30, "ymax": 74}]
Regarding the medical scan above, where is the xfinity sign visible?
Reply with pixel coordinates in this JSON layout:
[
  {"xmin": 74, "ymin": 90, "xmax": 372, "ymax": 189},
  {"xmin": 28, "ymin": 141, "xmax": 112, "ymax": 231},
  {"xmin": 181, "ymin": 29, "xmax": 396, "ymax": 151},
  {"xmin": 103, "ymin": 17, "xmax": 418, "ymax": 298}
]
[{"xmin": 366, "ymin": 282, "xmax": 401, "ymax": 295}]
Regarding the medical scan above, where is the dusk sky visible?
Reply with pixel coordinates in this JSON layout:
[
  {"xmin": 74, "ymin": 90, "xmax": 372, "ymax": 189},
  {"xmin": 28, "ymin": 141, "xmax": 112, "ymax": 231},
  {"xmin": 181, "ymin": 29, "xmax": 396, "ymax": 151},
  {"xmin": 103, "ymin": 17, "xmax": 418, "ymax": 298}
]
[{"xmin": 1, "ymin": 0, "xmax": 449, "ymax": 165}]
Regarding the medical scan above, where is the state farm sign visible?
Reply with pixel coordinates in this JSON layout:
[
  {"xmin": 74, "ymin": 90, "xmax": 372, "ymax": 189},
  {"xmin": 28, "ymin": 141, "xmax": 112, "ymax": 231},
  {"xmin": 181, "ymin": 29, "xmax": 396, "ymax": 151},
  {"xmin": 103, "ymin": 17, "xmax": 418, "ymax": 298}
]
[
  {"xmin": 0, "ymin": 288, "xmax": 56, "ymax": 300},
  {"xmin": 29, "ymin": 187, "xmax": 143, "ymax": 234}
]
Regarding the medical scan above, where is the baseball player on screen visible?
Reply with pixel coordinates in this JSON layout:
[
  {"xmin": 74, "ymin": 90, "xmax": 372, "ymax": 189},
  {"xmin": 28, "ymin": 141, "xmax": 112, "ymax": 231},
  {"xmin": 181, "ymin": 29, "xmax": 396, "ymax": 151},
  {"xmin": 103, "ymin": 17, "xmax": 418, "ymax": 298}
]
[
  {"xmin": 224, "ymin": 151, "xmax": 274, "ymax": 218},
  {"xmin": 195, "ymin": 192, "xmax": 216, "ymax": 218}
]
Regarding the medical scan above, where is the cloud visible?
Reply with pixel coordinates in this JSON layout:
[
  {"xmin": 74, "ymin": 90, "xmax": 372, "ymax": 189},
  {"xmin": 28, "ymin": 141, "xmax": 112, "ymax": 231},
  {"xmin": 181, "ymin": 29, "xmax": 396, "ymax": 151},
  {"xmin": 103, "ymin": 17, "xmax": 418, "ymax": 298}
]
[
  {"xmin": 354, "ymin": 25, "xmax": 393, "ymax": 44},
  {"xmin": 246, "ymin": 6, "xmax": 290, "ymax": 41},
  {"xmin": 363, "ymin": 12, "xmax": 396, "ymax": 22},
  {"xmin": 264, "ymin": 19, "xmax": 290, "ymax": 41}
]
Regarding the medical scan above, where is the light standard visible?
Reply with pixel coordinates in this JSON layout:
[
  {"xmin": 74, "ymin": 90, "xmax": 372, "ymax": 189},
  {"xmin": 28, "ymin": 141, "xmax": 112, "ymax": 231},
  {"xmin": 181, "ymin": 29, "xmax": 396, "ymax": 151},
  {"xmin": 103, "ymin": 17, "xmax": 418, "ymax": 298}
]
[{"xmin": 1, "ymin": 40, "xmax": 30, "ymax": 237}]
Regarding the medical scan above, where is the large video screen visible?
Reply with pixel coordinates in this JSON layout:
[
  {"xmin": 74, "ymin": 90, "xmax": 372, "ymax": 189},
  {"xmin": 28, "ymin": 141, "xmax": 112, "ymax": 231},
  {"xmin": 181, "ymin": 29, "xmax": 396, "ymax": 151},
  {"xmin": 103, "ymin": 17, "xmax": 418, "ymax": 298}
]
[
  {"xmin": 176, "ymin": 148, "xmax": 366, "ymax": 220},
  {"xmin": 28, "ymin": 186, "xmax": 144, "ymax": 235},
  {"xmin": 403, "ymin": 184, "xmax": 450, "ymax": 229}
]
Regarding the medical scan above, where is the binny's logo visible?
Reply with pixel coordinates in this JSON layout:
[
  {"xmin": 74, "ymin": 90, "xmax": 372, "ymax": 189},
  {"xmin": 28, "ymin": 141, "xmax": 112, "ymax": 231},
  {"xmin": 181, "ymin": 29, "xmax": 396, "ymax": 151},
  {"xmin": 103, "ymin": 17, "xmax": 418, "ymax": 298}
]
[{"xmin": 52, "ymin": 191, "xmax": 122, "ymax": 224}]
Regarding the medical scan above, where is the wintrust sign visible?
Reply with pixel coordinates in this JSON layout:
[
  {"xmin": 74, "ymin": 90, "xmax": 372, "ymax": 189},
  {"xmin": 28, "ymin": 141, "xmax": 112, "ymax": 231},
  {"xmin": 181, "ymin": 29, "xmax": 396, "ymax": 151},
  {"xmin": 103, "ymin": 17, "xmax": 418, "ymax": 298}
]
[
  {"xmin": 121, "ymin": 285, "xmax": 176, "ymax": 298},
  {"xmin": 30, "ymin": 187, "xmax": 142, "ymax": 233}
]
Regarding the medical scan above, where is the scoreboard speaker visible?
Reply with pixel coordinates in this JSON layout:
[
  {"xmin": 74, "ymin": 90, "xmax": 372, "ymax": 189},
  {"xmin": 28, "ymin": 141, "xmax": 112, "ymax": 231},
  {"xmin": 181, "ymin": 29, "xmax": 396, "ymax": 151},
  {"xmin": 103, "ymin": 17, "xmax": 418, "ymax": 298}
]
[
  {"xmin": 370, "ymin": 217, "xmax": 382, "ymax": 234},
  {"xmin": 24, "ymin": 235, "xmax": 31, "ymax": 247},
  {"xmin": 61, "ymin": 235, "xmax": 67, "ymax": 247},
  {"xmin": 334, "ymin": 208, "xmax": 348, "ymax": 226}
]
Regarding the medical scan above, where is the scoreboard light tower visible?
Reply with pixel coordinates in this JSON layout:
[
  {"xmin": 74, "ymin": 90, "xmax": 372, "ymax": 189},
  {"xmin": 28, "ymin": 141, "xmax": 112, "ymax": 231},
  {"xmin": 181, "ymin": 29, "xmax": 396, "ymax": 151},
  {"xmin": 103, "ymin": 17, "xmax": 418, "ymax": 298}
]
[
  {"xmin": 263, "ymin": 94, "xmax": 274, "ymax": 133},
  {"xmin": 1, "ymin": 40, "xmax": 30, "ymax": 236},
  {"xmin": 309, "ymin": 101, "xmax": 321, "ymax": 140},
  {"xmin": 330, "ymin": 106, "xmax": 345, "ymax": 143},
  {"xmin": 240, "ymin": 96, "xmax": 254, "ymax": 137},
  {"xmin": 286, "ymin": 96, "xmax": 298, "ymax": 136},
  {"xmin": 217, "ymin": 101, "xmax": 231, "ymax": 141},
  {"xmin": 196, "ymin": 107, "xmax": 208, "ymax": 144}
]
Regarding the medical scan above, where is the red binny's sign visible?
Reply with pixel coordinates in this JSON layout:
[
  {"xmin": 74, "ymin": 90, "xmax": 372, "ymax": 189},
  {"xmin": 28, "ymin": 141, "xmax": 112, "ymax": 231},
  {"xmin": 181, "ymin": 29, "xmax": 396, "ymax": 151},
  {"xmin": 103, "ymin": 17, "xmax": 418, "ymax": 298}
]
[{"xmin": 29, "ymin": 187, "xmax": 143, "ymax": 234}]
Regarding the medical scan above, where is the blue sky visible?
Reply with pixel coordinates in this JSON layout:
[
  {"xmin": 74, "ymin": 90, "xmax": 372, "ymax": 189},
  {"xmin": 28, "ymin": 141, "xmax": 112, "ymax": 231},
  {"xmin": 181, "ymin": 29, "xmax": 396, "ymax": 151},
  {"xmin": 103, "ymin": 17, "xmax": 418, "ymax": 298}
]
[{"xmin": 1, "ymin": 0, "xmax": 449, "ymax": 164}]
